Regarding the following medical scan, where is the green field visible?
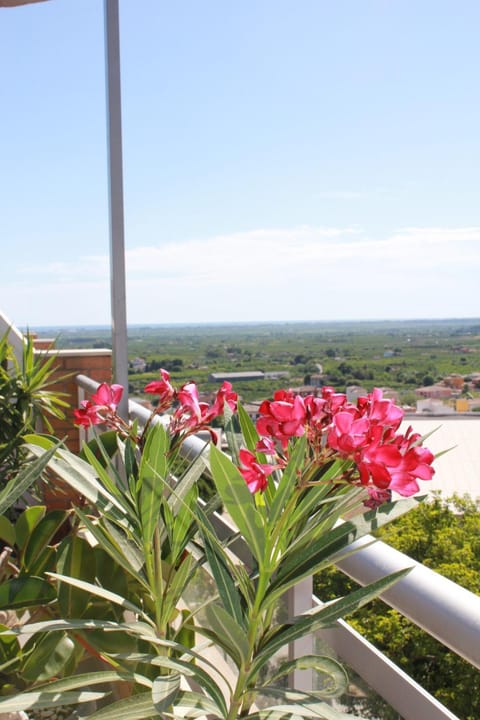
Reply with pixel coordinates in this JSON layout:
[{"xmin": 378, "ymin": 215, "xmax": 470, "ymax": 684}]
[{"xmin": 42, "ymin": 318, "xmax": 480, "ymax": 404}]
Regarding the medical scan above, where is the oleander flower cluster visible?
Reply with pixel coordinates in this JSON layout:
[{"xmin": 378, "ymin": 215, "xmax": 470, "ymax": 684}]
[
  {"xmin": 74, "ymin": 372, "xmax": 434, "ymax": 508},
  {"xmin": 74, "ymin": 369, "xmax": 237, "ymax": 446},
  {"xmin": 247, "ymin": 385, "xmax": 435, "ymax": 503}
]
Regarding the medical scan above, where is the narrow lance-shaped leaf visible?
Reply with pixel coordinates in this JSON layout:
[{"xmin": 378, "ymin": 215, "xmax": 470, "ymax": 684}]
[
  {"xmin": 22, "ymin": 509, "xmax": 68, "ymax": 573},
  {"xmin": 73, "ymin": 509, "xmax": 149, "ymax": 590},
  {"xmin": 0, "ymin": 442, "xmax": 60, "ymax": 515},
  {"xmin": 200, "ymin": 603, "xmax": 250, "ymax": 667},
  {"xmin": 56, "ymin": 534, "xmax": 96, "ymax": 617},
  {"xmin": 268, "ymin": 434, "xmax": 307, "ymax": 530},
  {"xmin": 0, "ymin": 692, "xmax": 107, "ymax": 715},
  {"xmin": 262, "ymin": 654, "xmax": 348, "ymax": 698},
  {"xmin": 237, "ymin": 402, "xmax": 260, "ymax": 453},
  {"xmin": 197, "ymin": 505, "xmax": 245, "ymax": 627},
  {"xmin": 21, "ymin": 632, "xmax": 76, "ymax": 683},
  {"xmin": 152, "ymin": 673, "xmax": 181, "ymax": 713},
  {"xmin": 210, "ymin": 444, "xmax": 265, "ymax": 566},
  {"xmin": 47, "ymin": 572, "xmax": 153, "ymax": 626},
  {"xmin": 146, "ymin": 654, "xmax": 228, "ymax": 718},
  {"xmin": 139, "ymin": 423, "xmax": 169, "ymax": 545}
]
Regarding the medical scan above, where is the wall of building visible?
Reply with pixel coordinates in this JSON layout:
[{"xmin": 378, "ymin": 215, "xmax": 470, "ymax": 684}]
[{"xmin": 36, "ymin": 347, "xmax": 112, "ymax": 454}]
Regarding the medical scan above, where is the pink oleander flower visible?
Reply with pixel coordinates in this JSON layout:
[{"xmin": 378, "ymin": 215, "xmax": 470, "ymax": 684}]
[
  {"xmin": 323, "ymin": 388, "xmax": 435, "ymax": 497},
  {"xmin": 172, "ymin": 381, "xmax": 237, "ymax": 438},
  {"xmin": 256, "ymin": 390, "xmax": 307, "ymax": 449},
  {"xmin": 144, "ymin": 369, "xmax": 175, "ymax": 409},
  {"xmin": 327, "ymin": 410, "xmax": 372, "ymax": 454},
  {"xmin": 91, "ymin": 382, "xmax": 123, "ymax": 411},
  {"xmin": 357, "ymin": 388, "xmax": 403, "ymax": 432},
  {"xmin": 355, "ymin": 428, "xmax": 435, "ymax": 497},
  {"xmin": 364, "ymin": 487, "xmax": 392, "ymax": 509},
  {"xmin": 73, "ymin": 400, "xmax": 103, "ymax": 428},
  {"xmin": 255, "ymin": 436, "xmax": 277, "ymax": 455},
  {"xmin": 238, "ymin": 448, "xmax": 278, "ymax": 494},
  {"xmin": 175, "ymin": 382, "xmax": 207, "ymax": 428},
  {"xmin": 207, "ymin": 382, "xmax": 238, "ymax": 420}
]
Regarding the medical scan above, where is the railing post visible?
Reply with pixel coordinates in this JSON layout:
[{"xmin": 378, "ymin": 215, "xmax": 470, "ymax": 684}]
[{"xmin": 287, "ymin": 576, "xmax": 314, "ymax": 691}]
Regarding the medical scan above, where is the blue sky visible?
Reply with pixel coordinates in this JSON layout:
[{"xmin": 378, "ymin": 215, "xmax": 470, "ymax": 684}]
[{"xmin": 1, "ymin": 0, "xmax": 479, "ymax": 327}]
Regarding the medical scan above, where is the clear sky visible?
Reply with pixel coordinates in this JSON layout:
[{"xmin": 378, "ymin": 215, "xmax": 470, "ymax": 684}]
[{"xmin": 1, "ymin": 0, "xmax": 479, "ymax": 328}]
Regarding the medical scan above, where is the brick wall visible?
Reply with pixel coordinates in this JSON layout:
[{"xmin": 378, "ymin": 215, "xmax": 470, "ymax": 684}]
[{"xmin": 36, "ymin": 348, "xmax": 113, "ymax": 453}]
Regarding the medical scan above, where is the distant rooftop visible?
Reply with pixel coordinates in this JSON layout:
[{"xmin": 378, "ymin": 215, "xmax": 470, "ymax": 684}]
[{"xmin": 402, "ymin": 416, "xmax": 480, "ymax": 498}]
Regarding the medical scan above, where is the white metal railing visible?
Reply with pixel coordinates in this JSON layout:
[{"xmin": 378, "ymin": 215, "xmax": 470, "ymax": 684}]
[
  {"xmin": 0, "ymin": 310, "xmax": 25, "ymax": 365},
  {"xmin": 75, "ymin": 374, "xmax": 480, "ymax": 719}
]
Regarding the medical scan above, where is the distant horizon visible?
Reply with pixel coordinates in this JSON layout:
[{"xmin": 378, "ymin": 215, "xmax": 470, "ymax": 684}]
[{"xmin": 24, "ymin": 316, "xmax": 480, "ymax": 333}]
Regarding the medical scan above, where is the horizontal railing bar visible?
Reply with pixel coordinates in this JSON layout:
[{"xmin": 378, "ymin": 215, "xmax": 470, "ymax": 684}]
[{"xmin": 335, "ymin": 535, "xmax": 480, "ymax": 670}]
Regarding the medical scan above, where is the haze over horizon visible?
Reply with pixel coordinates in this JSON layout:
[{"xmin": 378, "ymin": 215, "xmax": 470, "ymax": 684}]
[{"xmin": 1, "ymin": 1, "xmax": 479, "ymax": 327}]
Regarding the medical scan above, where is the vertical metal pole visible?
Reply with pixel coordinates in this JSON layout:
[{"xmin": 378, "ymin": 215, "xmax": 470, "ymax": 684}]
[{"xmin": 104, "ymin": 0, "xmax": 129, "ymax": 418}]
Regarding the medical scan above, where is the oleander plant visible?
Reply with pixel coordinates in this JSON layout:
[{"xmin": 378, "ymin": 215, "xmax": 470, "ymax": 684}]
[{"xmin": 0, "ymin": 372, "xmax": 435, "ymax": 719}]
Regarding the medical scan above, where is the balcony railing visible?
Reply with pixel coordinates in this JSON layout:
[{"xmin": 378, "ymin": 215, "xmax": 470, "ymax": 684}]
[{"xmin": 74, "ymin": 372, "xmax": 480, "ymax": 719}]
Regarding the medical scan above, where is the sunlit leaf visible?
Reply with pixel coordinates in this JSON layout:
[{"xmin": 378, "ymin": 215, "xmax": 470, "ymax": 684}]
[
  {"xmin": 262, "ymin": 655, "xmax": 348, "ymax": 698},
  {"xmin": 152, "ymin": 673, "xmax": 181, "ymax": 712},
  {"xmin": 210, "ymin": 444, "xmax": 265, "ymax": 566}
]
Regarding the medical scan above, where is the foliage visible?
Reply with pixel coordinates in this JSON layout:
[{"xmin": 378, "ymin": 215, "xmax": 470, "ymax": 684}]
[
  {"xmin": 0, "ymin": 332, "xmax": 67, "ymax": 491},
  {"xmin": 314, "ymin": 493, "xmax": 480, "ymax": 720},
  {"xmin": 0, "ymin": 376, "xmax": 437, "ymax": 719},
  {"xmin": 0, "ymin": 445, "xmax": 81, "ymax": 699}
]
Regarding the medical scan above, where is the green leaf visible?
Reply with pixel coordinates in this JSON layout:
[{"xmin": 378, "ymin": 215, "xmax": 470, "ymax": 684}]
[
  {"xmin": 0, "ymin": 442, "xmax": 60, "ymax": 516},
  {"xmin": 26, "ymin": 441, "xmax": 128, "ymax": 520},
  {"xmin": 80, "ymin": 442, "xmax": 135, "ymax": 516},
  {"xmin": 167, "ymin": 690, "xmax": 225, "ymax": 718},
  {"xmin": 75, "ymin": 510, "xmax": 148, "ymax": 589},
  {"xmin": 351, "ymin": 494, "xmax": 428, "ymax": 537},
  {"xmin": 198, "ymin": 507, "xmax": 245, "ymax": 627},
  {"xmin": 263, "ymin": 655, "xmax": 348, "ymax": 698},
  {"xmin": 0, "ymin": 624, "xmax": 21, "ymax": 672},
  {"xmin": 237, "ymin": 402, "xmax": 261, "ymax": 453},
  {"xmin": 21, "ymin": 631, "xmax": 75, "ymax": 683},
  {"xmin": 202, "ymin": 603, "xmax": 249, "ymax": 666},
  {"xmin": 210, "ymin": 444, "xmax": 265, "ymax": 566},
  {"xmin": 269, "ymin": 522, "xmax": 367, "ymax": 603},
  {"xmin": 0, "ymin": 691, "xmax": 106, "ymax": 714},
  {"xmin": 78, "ymin": 691, "xmax": 156, "ymax": 720},
  {"xmin": 15, "ymin": 505, "xmax": 46, "ymax": 551},
  {"xmin": 22, "ymin": 509, "xmax": 68, "ymax": 572},
  {"xmin": 139, "ymin": 423, "xmax": 169, "ymax": 545},
  {"xmin": 268, "ymin": 435, "xmax": 307, "ymax": 529},
  {"xmin": 248, "ymin": 699, "xmax": 359, "ymax": 719},
  {"xmin": 162, "ymin": 553, "xmax": 195, "ymax": 625},
  {"xmin": 47, "ymin": 572, "xmax": 151, "ymax": 624},
  {"xmin": 148, "ymin": 654, "xmax": 228, "ymax": 717},
  {"xmin": 0, "ymin": 576, "xmax": 56, "ymax": 610},
  {"xmin": 56, "ymin": 534, "xmax": 96, "ymax": 617},
  {"xmin": 32, "ymin": 670, "xmax": 152, "ymax": 693},
  {"xmin": 80, "ymin": 430, "xmax": 119, "ymax": 465},
  {"xmin": 0, "ymin": 515, "xmax": 15, "ymax": 546},
  {"xmin": 152, "ymin": 673, "xmax": 181, "ymax": 712}
]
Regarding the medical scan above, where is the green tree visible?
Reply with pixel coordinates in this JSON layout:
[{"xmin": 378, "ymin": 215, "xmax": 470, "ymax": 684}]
[{"xmin": 314, "ymin": 494, "xmax": 480, "ymax": 719}]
